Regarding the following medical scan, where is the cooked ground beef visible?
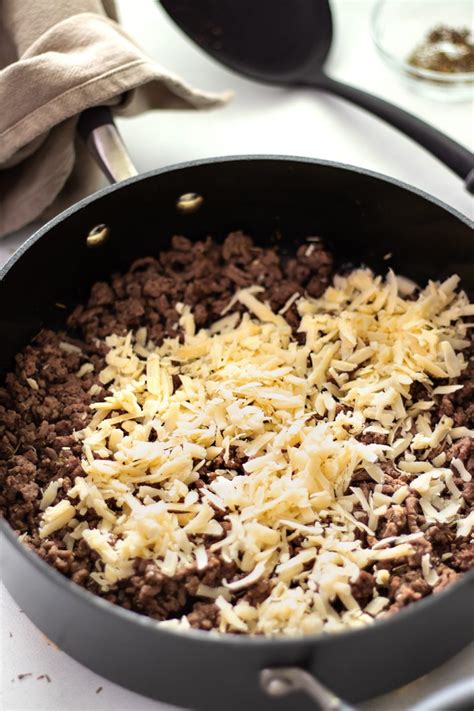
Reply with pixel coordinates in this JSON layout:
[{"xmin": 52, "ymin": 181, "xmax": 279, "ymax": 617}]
[
  {"xmin": 351, "ymin": 571, "xmax": 375, "ymax": 606},
  {"xmin": 103, "ymin": 554, "xmax": 239, "ymax": 626},
  {"xmin": 0, "ymin": 232, "xmax": 472, "ymax": 632},
  {"xmin": 67, "ymin": 233, "xmax": 332, "ymax": 345},
  {"xmin": 0, "ymin": 233, "xmax": 334, "ymax": 629}
]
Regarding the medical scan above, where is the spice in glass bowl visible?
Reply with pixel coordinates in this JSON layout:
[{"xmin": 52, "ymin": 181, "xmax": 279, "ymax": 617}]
[{"xmin": 408, "ymin": 25, "xmax": 474, "ymax": 74}]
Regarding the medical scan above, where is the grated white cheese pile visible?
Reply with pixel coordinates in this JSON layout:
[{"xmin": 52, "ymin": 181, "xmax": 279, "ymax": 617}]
[{"xmin": 39, "ymin": 268, "xmax": 473, "ymax": 635}]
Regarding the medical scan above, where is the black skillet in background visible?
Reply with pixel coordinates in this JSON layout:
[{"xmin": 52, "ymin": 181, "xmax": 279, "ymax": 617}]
[{"xmin": 0, "ymin": 109, "xmax": 473, "ymax": 710}]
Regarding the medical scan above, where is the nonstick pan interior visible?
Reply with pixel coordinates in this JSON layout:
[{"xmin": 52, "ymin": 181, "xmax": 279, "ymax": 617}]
[{"xmin": 1, "ymin": 156, "xmax": 473, "ymax": 710}]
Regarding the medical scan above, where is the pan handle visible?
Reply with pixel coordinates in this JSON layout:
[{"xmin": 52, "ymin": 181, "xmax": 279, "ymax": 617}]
[
  {"xmin": 77, "ymin": 106, "xmax": 138, "ymax": 184},
  {"xmin": 260, "ymin": 667, "xmax": 356, "ymax": 710}
]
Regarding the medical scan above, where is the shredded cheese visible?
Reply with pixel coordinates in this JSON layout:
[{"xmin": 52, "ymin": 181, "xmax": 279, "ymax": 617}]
[
  {"xmin": 40, "ymin": 478, "xmax": 64, "ymax": 511},
  {"xmin": 39, "ymin": 500, "xmax": 76, "ymax": 538},
  {"xmin": 26, "ymin": 377, "xmax": 39, "ymax": 391},
  {"xmin": 37, "ymin": 268, "xmax": 473, "ymax": 635}
]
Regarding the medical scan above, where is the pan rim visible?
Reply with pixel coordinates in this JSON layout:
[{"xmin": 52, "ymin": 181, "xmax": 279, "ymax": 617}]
[
  {"xmin": 1, "ymin": 153, "xmax": 472, "ymax": 285},
  {"xmin": 1, "ymin": 153, "xmax": 473, "ymax": 650}
]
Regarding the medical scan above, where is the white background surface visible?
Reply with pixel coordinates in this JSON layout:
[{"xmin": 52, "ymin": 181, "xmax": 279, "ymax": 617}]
[{"xmin": 1, "ymin": 0, "xmax": 473, "ymax": 709}]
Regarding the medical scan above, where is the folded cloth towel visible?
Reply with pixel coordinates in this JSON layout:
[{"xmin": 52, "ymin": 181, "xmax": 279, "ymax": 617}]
[{"xmin": 0, "ymin": 0, "xmax": 227, "ymax": 238}]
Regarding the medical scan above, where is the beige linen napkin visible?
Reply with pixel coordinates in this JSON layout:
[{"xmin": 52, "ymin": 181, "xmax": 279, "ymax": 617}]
[{"xmin": 0, "ymin": 0, "xmax": 227, "ymax": 238}]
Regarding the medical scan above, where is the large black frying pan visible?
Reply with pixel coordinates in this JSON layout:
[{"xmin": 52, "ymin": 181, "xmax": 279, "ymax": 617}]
[{"xmin": 0, "ymin": 108, "xmax": 473, "ymax": 711}]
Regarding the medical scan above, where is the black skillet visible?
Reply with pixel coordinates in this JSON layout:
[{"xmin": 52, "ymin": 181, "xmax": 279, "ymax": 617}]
[
  {"xmin": 159, "ymin": 0, "xmax": 474, "ymax": 192},
  {"xmin": 0, "ymin": 108, "xmax": 473, "ymax": 711}
]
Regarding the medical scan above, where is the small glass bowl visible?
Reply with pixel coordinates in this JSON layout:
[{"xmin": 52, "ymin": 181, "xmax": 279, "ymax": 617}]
[{"xmin": 371, "ymin": 0, "xmax": 474, "ymax": 101}]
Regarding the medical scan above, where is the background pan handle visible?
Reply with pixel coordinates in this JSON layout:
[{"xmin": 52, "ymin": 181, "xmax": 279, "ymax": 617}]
[
  {"xmin": 77, "ymin": 106, "xmax": 138, "ymax": 184},
  {"xmin": 261, "ymin": 667, "xmax": 474, "ymax": 710},
  {"xmin": 260, "ymin": 667, "xmax": 355, "ymax": 710}
]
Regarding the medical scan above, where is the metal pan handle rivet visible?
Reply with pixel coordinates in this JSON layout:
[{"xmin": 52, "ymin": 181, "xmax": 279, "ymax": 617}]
[
  {"xmin": 86, "ymin": 224, "xmax": 110, "ymax": 248},
  {"xmin": 176, "ymin": 193, "xmax": 204, "ymax": 213}
]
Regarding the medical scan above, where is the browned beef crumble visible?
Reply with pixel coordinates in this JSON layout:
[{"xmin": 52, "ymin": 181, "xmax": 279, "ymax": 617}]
[
  {"xmin": 350, "ymin": 571, "xmax": 375, "ymax": 607},
  {"xmin": 0, "ymin": 232, "xmax": 472, "ymax": 632},
  {"xmin": 350, "ymin": 351, "xmax": 474, "ymax": 615}
]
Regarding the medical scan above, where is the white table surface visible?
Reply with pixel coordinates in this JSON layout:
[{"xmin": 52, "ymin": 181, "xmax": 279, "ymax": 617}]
[{"xmin": 1, "ymin": 1, "xmax": 473, "ymax": 709}]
